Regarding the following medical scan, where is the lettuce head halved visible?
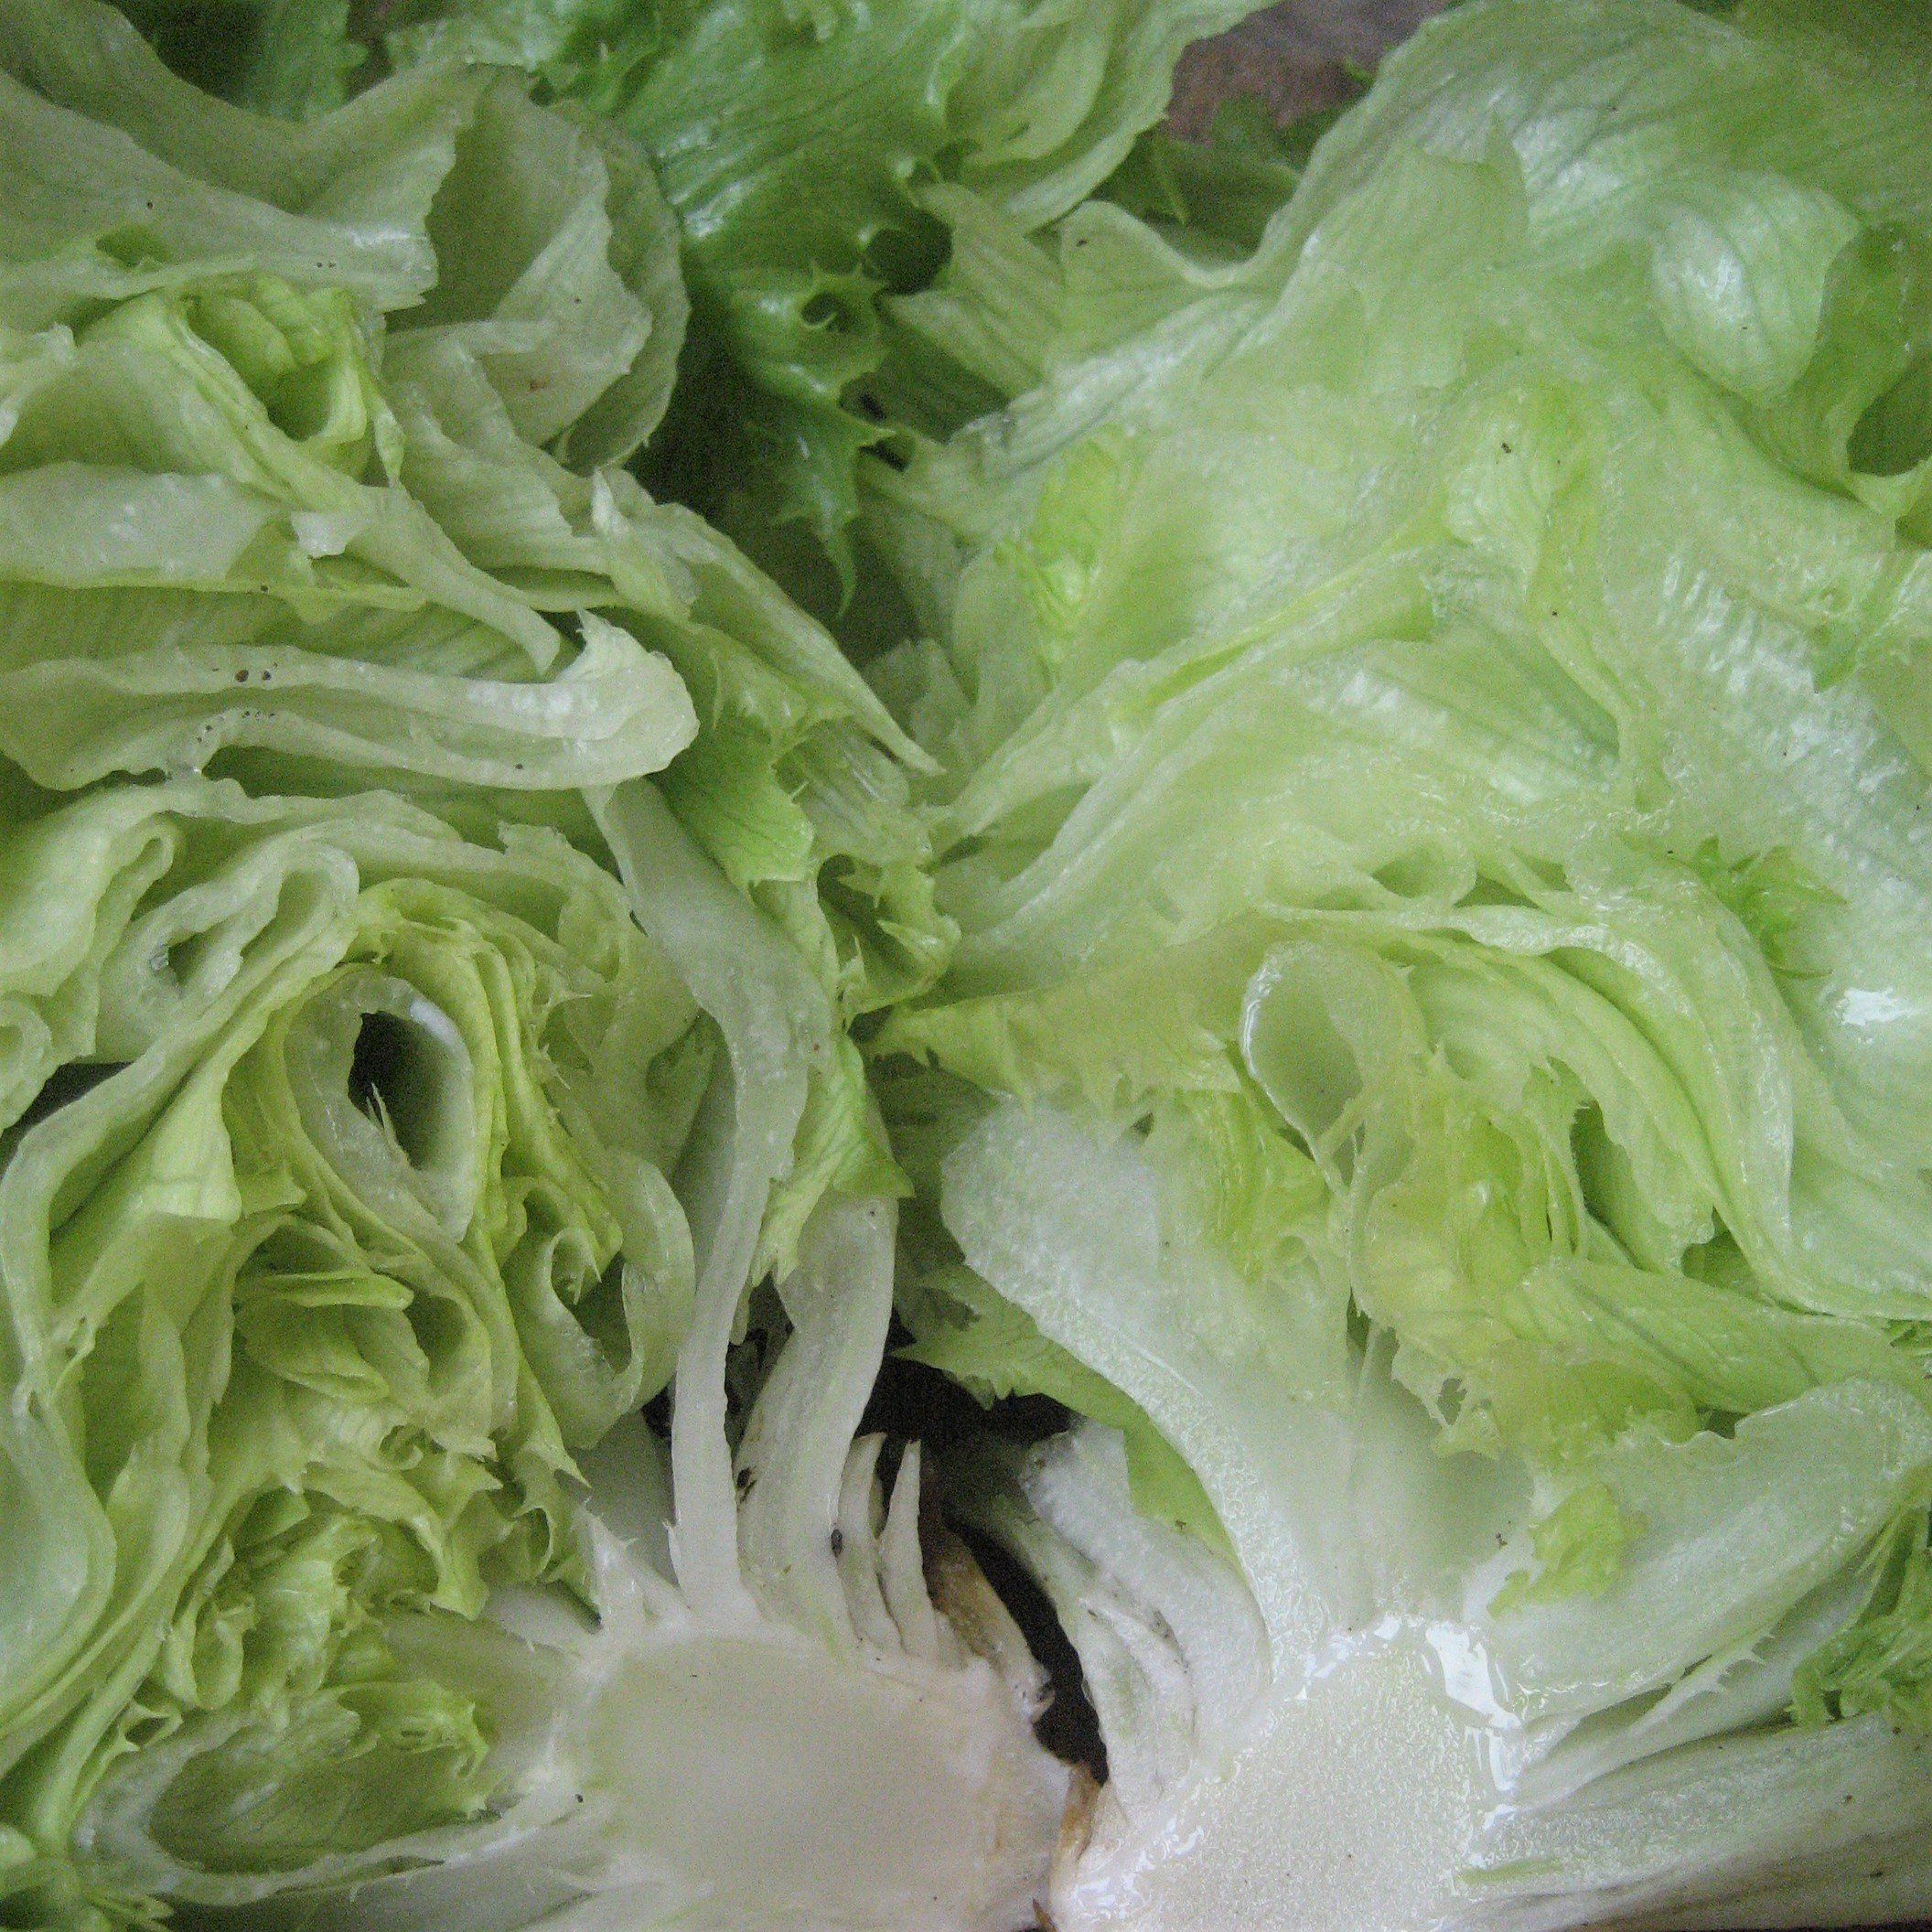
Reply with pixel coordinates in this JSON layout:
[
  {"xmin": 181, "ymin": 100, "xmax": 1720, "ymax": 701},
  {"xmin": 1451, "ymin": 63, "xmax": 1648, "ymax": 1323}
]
[
  {"xmin": 0, "ymin": 5, "xmax": 1071, "ymax": 1930},
  {"xmin": 864, "ymin": 1, "xmax": 1932, "ymax": 1925},
  {"xmin": 0, "ymin": 769, "xmax": 1064, "ymax": 1931}
]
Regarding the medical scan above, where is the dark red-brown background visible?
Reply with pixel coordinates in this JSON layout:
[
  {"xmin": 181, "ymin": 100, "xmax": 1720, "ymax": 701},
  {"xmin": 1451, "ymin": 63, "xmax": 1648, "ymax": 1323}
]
[{"xmin": 1169, "ymin": 0, "xmax": 1444, "ymax": 133}]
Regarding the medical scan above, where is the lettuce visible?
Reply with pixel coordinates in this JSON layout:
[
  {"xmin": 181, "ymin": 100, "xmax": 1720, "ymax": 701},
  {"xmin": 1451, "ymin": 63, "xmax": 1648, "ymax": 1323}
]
[
  {"xmin": 342, "ymin": 0, "xmax": 1268, "ymax": 612},
  {"xmin": 0, "ymin": 9, "xmax": 1061, "ymax": 1928},
  {"xmin": 0, "ymin": 771, "xmax": 1064, "ymax": 1931},
  {"xmin": 864, "ymin": 0, "xmax": 1932, "ymax": 1923},
  {"xmin": 38, "ymin": 0, "xmax": 1932, "ymax": 1925},
  {"xmin": 3, "ymin": 0, "xmax": 950, "ymax": 1018}
]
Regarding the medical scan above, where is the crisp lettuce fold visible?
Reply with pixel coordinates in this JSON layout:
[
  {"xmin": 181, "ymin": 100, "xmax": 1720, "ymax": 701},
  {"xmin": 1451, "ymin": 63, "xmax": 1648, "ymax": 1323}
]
[
  {"xmin": 0, "ymin": 0, "xmax": 700, "ymax": 795},
  {"xmin": 861, "ymin": 0, "xmax": 1932, "ymax": 1925}
]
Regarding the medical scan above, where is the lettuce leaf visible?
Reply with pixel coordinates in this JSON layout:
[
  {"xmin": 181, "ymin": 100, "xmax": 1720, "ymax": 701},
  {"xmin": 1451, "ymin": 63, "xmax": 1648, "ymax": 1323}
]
[
  {"xmin": 112, "ymin": 0, "xmax": 368, "ymax": 120},
  {"xmin": 0, "ymin": 0, "xmax": 703, "ymax": 794},
  {"xmin": 355, "ymin": 0, "xmax": 1271, "ymax": 611}
]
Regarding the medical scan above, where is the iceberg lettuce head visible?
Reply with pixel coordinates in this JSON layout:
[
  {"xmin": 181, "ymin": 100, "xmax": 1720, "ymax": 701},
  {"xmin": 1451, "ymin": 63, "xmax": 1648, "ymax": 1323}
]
[
  {"xmin": 0, "ymin": 10, "xmax": 1064, "ymax": 1924},
  {"xmin": 865, "ymin": 1, "xmax": 1932, "ymax": 1925},
  {"xmin": 0, "ymin": 771, "xmax": 1064, "ymax": 1932}
]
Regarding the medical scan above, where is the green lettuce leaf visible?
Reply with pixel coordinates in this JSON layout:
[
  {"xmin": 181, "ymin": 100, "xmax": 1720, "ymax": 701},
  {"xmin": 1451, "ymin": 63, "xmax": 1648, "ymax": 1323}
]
[
  {"xmin": 113, "ymin": 0, "xmax": 368, "ymax": 120},
  {"xmin": 0, "ymin": 0, "xmax": 703, "ymax": 795},
  {"xmin": 1096, "ymin": 95, "xmax": 1317, "ymax": 259},
  {"xmin": 1487, "ymin": 1482, "xmax": 1646, "ymax": 1616},
  {"xmin": 1793, "ymin": 1506, "xmax": 1932, "ymax": 1733},
  {"xmin": 357, "ymin": 0, "xmax": 1269, "ymax": 610}
]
